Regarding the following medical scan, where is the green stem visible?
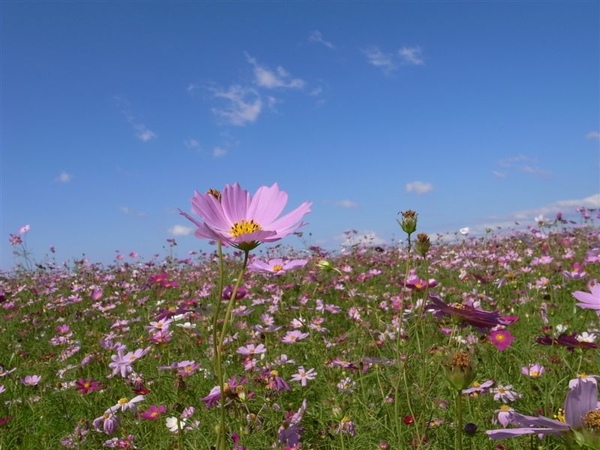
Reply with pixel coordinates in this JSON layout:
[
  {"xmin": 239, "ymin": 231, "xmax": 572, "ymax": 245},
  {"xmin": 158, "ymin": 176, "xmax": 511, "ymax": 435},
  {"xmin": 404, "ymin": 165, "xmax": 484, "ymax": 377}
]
[
  {"xmin": 455, "ymin": 390, "xmax": 463, "ymax": 450},
  {"xmin": 212, "ymin": 241, "xmax": 225, "ymax": 450},
  {"xmin": 215, "ymin": 249, "xmax": 249, "ymax": 450}
]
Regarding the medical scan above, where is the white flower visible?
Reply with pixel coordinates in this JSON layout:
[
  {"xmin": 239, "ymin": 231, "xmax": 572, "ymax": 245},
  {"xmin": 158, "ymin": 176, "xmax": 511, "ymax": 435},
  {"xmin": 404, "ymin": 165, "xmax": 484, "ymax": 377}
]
[
  {"xmin": 459, "ymin": 227, "xmax": 470, "ymax": 235},
  {"xmin": 576, "ymin": 332, "xmax": 597, "ymax": 343},
  {"xmin": 166, "ymin": 417, "xmax": 186, "ymax": 433}
]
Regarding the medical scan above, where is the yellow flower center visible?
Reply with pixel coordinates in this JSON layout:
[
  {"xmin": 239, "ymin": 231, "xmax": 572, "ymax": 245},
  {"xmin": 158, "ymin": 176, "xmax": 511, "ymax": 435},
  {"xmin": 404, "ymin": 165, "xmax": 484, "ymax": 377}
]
[
  {"xmin": 554, "ymin": 408, "xmax": 566, "ymax": 423},
  {"xmin": 583, "ymin": 410, "xmax": 600, "ymax": 431},
  {"xmin": 118, "ymin": 397, "xmax": 129, "ymax": 405},
  {"xmin": 272, "ymin": 264, "xmax": 284, "ymax": 272},
  {"xmin": 500, "ymin": 405, "xmax": 511, "ymax": 412},
  {"xmin": 230, "ymin": 220, "xmax": 262, "ymax": 238}
]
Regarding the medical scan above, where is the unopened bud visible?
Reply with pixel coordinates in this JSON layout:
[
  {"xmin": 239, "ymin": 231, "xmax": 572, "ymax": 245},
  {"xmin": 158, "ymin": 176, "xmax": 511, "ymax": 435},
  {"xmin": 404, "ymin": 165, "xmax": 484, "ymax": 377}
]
[
  {"xmin": 415, "ymin": 233, "xmax": 431, "ymax": 257},
  {"xmin": 444, "ymin": 351, "xmax": 475, "ymax": 391},
  {"xmin": 398, "ymin": 210, "xmax": 418, "ymax": 235}
]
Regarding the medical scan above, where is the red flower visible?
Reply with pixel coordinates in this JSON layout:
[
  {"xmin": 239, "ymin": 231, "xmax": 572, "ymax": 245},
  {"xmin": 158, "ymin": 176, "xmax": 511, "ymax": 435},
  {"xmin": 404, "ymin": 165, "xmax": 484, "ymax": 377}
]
[
  {"xmin": 75, "ymin": 378, "xmax": 102, "ymax": 395},
  {"xmin": 403, "ymin": 415, "xmax": 415, "ymax": 425}
]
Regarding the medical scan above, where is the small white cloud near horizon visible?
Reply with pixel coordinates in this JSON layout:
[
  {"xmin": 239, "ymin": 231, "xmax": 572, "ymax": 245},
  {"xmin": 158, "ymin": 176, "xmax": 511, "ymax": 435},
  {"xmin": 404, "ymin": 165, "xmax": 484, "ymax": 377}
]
[
  {"xmin": 210, "ymin": 84, "xmax": 263, "ymax": 126},
  {"xmin": 168, "ymin": 225, "xmax": 195, "ymax": 236},
  {"xmin": 246, "ymin": 53, "xmax": 305, "ymax": 90},
  {"xmin": 585, "ymin": 131, "xmax": 600, "ymax": 140},
  {"xmin": 336, "ymin": 199, "xmax": 359, "ymax": 209},
  {"xmin": 337, "ymin": 230, "xmax": 385, "ymax": 248},
  {"xmin": 398, "ymin": 46, "xmax": 424, "ymax": 65},
  {"xmin": 406, "ymin": 181, "xmax": 434, "ymax": 194},
  {"xmin": 496, "ymin": 154, "xmax": 551, "ymax": 178},
  {"xmin": 54, "ymin": 171, "xmax": 72, "ymax": 183},
  {"xmin": 308, "ymin": 30, "xmax": 335, "ymax": 49}
]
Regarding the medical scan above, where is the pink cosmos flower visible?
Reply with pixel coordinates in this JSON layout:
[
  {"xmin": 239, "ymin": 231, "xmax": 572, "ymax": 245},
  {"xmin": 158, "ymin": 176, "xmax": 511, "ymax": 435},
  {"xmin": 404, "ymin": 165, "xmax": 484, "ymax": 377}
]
[
  {"xmin": 21, "ymin": 375, "xmax": 41, "ymax": 386},
  {"xmin": 488, "ymin": 329, "xmax": 515, "ymax": 351},
  {"xmin": 180, "ymin": 183, "xmax": 312, "ymax": 252},
  {"xmin": 521, "ymin": 363, "xmax": 545, "ymax": 378},
  {"xmin": 236, "ymin": 343, "xmax": 267, "ymax": 356},
  {"xmin": 572, "ymin": 282, "xmax": 600, "ymax": 316},
  {"xmin": 281, "ymin": 330, "xmax": 309, "ymax": 343},
  {"xmin": 248, "ymin": 258, "xmax": 308, "ymax": 275},
  {"xmin": 291, "ymin": 367, "xmax": 317, "ymax": 386}
]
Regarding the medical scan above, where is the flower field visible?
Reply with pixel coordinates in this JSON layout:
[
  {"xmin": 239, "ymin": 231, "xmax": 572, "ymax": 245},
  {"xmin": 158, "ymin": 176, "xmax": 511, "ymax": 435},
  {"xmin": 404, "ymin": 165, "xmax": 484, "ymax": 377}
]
[{"xmin": 2, "ymin": 184, "xmax": 599, "ymax": 449}]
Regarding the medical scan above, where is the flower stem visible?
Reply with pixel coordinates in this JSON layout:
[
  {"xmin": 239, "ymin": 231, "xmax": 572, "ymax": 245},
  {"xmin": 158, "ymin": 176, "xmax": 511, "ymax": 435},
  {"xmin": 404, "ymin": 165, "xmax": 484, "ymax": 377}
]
[
  {"xmin": 214, "ymin": 249, "xmax": 249, "ymax": 450},
  {"xmin": 455, "ymin": 390, "xmax": 464, "ymax": 450}
]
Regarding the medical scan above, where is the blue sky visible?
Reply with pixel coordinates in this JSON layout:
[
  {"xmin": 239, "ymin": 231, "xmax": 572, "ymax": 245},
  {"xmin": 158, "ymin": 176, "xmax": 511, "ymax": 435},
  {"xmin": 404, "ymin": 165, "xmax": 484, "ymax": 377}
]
[{"xmin": 2, "ymin": 1, "xmax": 599, "ymax": 270}]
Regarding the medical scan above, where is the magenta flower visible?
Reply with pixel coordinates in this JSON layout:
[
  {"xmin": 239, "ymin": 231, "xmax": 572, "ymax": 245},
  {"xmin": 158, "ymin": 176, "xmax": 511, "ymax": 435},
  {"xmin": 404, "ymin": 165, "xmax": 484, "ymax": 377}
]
[
  {"xmin": 248, "ymin": 258, "xmax": 308, "ymax": 275},
  {"xmin": 140, "ymin": 405, "xmax": 167, "ymax": 420},
  {"xmin": 75, "ymin": 377, "xmax": 103, "ymax": 394},
  {"xmin": 180, "ymin": 183, "xmax": 312, "ymax": 252},
  {"xmin": 488, "ymin": 329, "xmax": 515, "ymax": 351},
  {"xmin": 572, "ymin": 282, "xmax": 600, "ymax": 316}
]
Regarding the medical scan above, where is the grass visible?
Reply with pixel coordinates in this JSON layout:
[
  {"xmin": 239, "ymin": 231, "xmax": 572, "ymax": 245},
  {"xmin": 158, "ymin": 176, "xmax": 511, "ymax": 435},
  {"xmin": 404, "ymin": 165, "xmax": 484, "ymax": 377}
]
[{"xmin": 0, "ymin": 219, "xmax": 599, "ymax": 449}]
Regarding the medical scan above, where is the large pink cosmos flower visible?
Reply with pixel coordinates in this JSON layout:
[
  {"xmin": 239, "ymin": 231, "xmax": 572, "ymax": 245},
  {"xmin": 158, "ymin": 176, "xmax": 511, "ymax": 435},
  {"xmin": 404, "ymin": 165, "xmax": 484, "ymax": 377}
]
[
  {"xmin": 572, "ymin": 283, "xmax": 600, "ymax": 316},
  {"xmin": 181, "ymin": 183, "xmax": 311, "ymax": 252}
]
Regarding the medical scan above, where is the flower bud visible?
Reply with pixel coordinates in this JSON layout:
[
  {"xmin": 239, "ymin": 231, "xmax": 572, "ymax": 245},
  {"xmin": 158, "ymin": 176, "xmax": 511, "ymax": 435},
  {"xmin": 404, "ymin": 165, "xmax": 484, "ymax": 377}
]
[
  {"xmin": 415, "ymin": 233, "xmax": 431, "ymax": 257},
  {"xmin": 444, "ymin": 351, "xmax": 476, "ymax": 391},
  {"xmin": 398, "ymin": 210, "xmax": 418, "ymax": 235},
  {"xmin": 206, "ymin": 188, "xmax": 221, "ymax": 202}
]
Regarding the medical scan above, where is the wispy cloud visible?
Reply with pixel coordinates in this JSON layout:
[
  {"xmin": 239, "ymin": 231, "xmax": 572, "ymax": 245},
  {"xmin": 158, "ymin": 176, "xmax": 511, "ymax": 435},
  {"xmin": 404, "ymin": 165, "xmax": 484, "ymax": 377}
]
[
  {"xmin": 362, "ymin": 46, "xmax": 396, "ymax": 74},
  {"xmin": 212, "ymin": 146, "xmax": 227, "ymax": 158},
  {"xmin": 210, "ymin": 84, "xmax": 263, "ymax": 126},
  {"xmin": 406, "ymin": 181, "xmax": 434, "ymax": 194},
  {"xmin": 246, "ymin": 54, "xmax": 305, "ymax": 89},
  {"xmin": 184, "ymin": 138, "xmax": 201, "ymax": 150},
  {"xmin": 114, "ymin": 96, "xmax": 157, "ymax": 142},
  {"xmin": 398, "ymin": 46, "xmax": 424, "ymax": 65},
  {"xmin": 135, "ymin": 125, "xmax": 157, "ymax": 142},
  {"xmin": 338, "ymin": 230, "xmax": 385, "ymax": 248},
  {"xmin": 309, "ymin": 30, "xmax": 335, "ymax": 49},
  {"xmin": 54, "ymin": 171, "xmax": 72, "ymax": 183},
  {"xmin": 585, "ymin": 131, "xmax": 600, "ymax": 140},
  {"xmin": 495, "ymin": 154, "xmax": 551, "ymax": 178},
  {"xmin": 363, "ymin": 45, "xmax": 425, "ymax": 74},
  {"xmin": 336, "ymin": 199, "xmax": 358, "ymax": 209},
  {"xmin": 120, "ymin": 206, "xmax": 146, "ymax": 217},
  {"xmin": 168, "ymin": 225, "xmax": 195, "ymax": 236}
]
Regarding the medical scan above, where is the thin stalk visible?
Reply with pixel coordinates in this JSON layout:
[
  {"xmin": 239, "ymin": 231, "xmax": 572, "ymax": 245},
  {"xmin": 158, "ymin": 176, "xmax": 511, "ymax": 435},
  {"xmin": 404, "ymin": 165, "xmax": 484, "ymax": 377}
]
[
  {"xmin": 215, "ymin": 250, "xmax": 250, "ymax": 450},
  {"xmin": 455, "ymin": 390, "xmax": 464, "ymax": 450}
]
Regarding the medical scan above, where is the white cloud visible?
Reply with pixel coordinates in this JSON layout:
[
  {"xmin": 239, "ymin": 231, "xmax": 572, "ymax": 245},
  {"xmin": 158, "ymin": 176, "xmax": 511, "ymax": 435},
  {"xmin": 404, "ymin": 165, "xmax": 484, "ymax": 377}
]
[
  {"xmin": 482, "ymin": 194, "xmax": 600, "ymax": 229},
  {"xmin": 55, "ymin": 171, "xmax": 72, "ymax": 183},
  {"xmin": 210, "ymin": 84, "xmax": 263, "ymax": 126},
  {"xmin": 336, "ymin": 199, "xmax": 358, "ymax": 209},
  {"xmin": 493, "ymin": 171, "xmax": 508, "ymax": 178},
  {"xmin": 184, "ymin": 138, "xmax": 200, "ymax": 149},
  {"xmin": 405, "ymin": 181, "xmax": 434, "ymax": 194},
  {"xmin": 398, "ymin": 46, "xmax": 424, "ymax": 65},
  {"xmin": 212, "ymin": 147, "xmax": 227, "ymax": 158},
  {"xmin": 586, "ymin": 131, "xmax": 600, "ymax": 140},
  {"xmin": 495, "ymin": 154, "xmax": 551, "ymax": 178},
  {"xmin": 246, "ymin": 54, "xmax": 305, "ymax": 89},
  {"xmin": 309, "ymin": 30, "xmax": 335, "ymax": 49},
  {"xmin": 120, "ymin": 206, "xmax": 146, "ymax": 217},
  {"xmin": 362, "ymin": 46, "xmax": 396, "ymax": 73},
  {"xmin": 168, "ymin": 225, "xmax": 195, "ymax": 236},
  {"xmin": 338, "ymin": 230, "xmax": 385, "ymax": 248},
  {"xmin": 135, "ymin": 125, "xmax": 157, "ymax": 142},
  {"xmin": 114, "ymin": 96, "xmax": 157, "ymax": 142}
]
